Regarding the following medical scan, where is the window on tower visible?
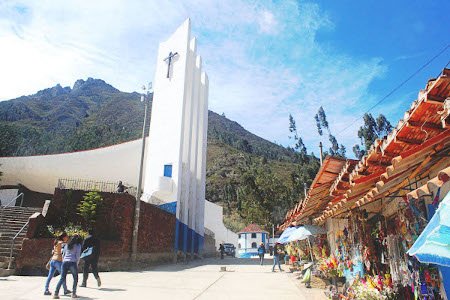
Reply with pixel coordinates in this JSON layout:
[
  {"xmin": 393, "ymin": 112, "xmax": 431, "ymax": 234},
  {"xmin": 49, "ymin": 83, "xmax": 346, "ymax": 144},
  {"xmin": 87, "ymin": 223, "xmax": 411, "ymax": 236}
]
[{"xmin": 164, "ymin": 164, "xmax": 172, "ymax": 178}]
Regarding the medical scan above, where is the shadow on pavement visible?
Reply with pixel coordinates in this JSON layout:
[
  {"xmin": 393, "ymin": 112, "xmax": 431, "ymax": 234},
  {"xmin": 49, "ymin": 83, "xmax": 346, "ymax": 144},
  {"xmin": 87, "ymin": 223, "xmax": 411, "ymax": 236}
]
[
  {"xmin": 99, "ymin": 288, "xmax": 127, "ymax": 292},
  {"xmin": 135, "ymin": 257, "xmax": 280, "ymax": 273}
]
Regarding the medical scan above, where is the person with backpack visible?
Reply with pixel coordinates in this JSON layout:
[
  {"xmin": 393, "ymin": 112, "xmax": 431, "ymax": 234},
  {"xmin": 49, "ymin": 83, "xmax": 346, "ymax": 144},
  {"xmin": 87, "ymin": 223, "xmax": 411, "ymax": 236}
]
[
  {"xmin": 53, "ymin": 234, "xmax": 82, "ymax": 299},
  {"xmin": 257, "ymin": 243, "xmax": 265, "ymax": 265},
  {"xmin": 44, "ymin": 232, "xmax": 70, "ymax": 296},
  {"xmin": 80, "ymin": 229, "xmax": 101, "ymax": 288}
]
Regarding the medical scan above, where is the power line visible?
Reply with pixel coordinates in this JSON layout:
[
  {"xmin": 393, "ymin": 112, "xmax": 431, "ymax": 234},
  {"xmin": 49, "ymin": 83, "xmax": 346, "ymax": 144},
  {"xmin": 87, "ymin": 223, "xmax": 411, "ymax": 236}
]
[{"xmin": 337, "ymin": 43, "xmax": 450, "ymax": 135}]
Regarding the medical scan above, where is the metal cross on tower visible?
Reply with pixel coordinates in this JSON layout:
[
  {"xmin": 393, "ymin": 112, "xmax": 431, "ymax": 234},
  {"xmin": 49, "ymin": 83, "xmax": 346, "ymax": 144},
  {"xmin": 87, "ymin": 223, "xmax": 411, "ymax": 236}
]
[{"xmin": 164, "ymin": 51, "xmax": 179, "ymax": 78}]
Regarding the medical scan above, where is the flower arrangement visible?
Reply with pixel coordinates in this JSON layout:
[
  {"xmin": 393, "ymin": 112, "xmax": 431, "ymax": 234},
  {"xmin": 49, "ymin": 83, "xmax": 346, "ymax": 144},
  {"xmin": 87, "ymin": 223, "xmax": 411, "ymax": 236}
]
[
  {"xmin": 318, "ymin": 254, "xmax": 344, "ymax": 278},
  {"xmin": 342, "ymin": 275, "xmax": 397, "ymax": 300},
  {"xmin": 47, "ymin": 224, "xmax": 88, "ymax": 239}
]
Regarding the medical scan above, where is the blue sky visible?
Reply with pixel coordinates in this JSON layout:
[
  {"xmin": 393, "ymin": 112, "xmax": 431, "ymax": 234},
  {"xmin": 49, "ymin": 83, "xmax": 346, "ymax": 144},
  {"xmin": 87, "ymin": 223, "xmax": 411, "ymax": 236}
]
[{"xmin": 0, "ymin": 0, "xmax": 449, "ymax": 157}]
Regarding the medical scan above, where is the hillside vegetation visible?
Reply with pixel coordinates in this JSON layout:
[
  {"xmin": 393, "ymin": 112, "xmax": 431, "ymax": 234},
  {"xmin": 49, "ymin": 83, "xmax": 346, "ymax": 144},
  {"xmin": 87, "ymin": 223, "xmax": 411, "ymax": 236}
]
[{"xmin": 0, "ymin": 78, "xmax": 319, "ymax": 231}]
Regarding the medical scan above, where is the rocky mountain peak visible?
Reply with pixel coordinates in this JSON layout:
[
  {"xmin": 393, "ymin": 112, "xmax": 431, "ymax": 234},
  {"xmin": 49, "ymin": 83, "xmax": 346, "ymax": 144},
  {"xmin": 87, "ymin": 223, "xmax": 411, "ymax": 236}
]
[
  {"xmin": 35, "ymin": 83, "xmax": 71, "ymax": 98},
  {"xmin": 72, "ymin": 77, "xmax": 118, "ymax": 93}
]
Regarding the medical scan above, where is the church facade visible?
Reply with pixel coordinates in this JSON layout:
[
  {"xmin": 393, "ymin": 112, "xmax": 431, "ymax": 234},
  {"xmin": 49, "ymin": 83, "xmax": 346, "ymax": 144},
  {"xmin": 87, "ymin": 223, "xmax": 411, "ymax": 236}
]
[{"xmin": 0, "ymin": 20, "xmax": 237, "ymax": 257}]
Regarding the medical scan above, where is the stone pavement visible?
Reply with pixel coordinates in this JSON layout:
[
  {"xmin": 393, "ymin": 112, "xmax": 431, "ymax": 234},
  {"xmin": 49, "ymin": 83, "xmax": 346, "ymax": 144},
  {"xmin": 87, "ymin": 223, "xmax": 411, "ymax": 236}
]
[{"xmin": 0, "ymin": 257, "xmax": 327, "ymax": 300}]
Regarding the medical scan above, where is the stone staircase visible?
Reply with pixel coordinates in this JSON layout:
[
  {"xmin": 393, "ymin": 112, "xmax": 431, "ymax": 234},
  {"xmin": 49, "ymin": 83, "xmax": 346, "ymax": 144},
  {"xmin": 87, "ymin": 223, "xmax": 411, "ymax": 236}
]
[{"xmin": 0, "ymin": 207, "xmax": 42, "ymax": 273}]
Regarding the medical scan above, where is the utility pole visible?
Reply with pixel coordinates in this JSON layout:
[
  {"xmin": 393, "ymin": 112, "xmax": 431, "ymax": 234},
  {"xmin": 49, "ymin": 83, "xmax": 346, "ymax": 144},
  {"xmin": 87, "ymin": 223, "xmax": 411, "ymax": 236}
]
[
  {"xmin": 319, "ymin": 142, "xmax": 323, "ymax": 166},
  {"xmin": 131, "ymin": 83, "xmax": 152, "ymax": 262},
  {"xmin": 272, "ymin": 224, "xmax": 275, "ymax": 248}
]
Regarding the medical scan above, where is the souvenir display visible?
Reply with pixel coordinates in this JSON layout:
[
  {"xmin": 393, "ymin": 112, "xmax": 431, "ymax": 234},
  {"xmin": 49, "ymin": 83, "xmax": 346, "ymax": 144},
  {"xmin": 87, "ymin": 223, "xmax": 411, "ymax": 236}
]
[{"xmin": 330, "ymin": 198, "xmax": 446, "ymax": 300}]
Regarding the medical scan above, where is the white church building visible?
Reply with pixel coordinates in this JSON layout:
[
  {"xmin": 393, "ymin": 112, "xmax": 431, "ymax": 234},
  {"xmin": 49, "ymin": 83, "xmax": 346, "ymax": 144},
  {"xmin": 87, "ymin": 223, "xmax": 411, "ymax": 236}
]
[{"xmin": 0, "ymin": 19, "xmax": 237, "ymax": 255}]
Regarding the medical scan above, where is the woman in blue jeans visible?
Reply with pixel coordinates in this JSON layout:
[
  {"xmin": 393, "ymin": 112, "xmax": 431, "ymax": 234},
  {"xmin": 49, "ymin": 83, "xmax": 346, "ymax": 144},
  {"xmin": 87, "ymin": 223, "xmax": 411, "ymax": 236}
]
[
  {"xmin": 53, "ymin": 234, "xmax": 82, "ymax": 299},
  {"xmin": 44, "ymin": 232, "xmax": 70, "ymax": 295},
  {"xmin": 272, "ymin": 243, "xmax": 283, "ymax": 272}
]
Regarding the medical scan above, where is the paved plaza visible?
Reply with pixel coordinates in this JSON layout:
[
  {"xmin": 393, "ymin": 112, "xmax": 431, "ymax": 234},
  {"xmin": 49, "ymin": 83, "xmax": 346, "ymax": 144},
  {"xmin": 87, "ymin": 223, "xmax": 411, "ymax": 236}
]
[{"xmin": 0, "ymin": 257, "xmax": 326, "ymax": 300}]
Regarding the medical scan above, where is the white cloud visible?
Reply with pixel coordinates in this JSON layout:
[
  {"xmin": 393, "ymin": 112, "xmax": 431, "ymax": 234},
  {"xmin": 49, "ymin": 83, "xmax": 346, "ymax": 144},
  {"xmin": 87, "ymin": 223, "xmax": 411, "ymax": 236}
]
[
  {"xmin": 258, "ymin": 10, "xmax": 278, "ymax": 34},
  {"xmin": 0, "ymin": 0, "xmax": 388, "ymax": 157}
]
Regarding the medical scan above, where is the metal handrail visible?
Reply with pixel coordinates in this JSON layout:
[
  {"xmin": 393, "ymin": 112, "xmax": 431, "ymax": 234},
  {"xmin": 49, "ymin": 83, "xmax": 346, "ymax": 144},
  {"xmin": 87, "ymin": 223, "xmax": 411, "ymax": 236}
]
[
  {"xmin": 7, "ymin": 220, "xmax": 29, "ymax": 270},
  {"xmin": 1, "ymin": 193, "xmax": 24, "ymax": 208},
  {"xmin": 0, "ymin": 193, "xmax": 25, "ymax": 234},
  {"xmin": 57, "ymin": 178, "xmax": 137, "ymax": 196}
]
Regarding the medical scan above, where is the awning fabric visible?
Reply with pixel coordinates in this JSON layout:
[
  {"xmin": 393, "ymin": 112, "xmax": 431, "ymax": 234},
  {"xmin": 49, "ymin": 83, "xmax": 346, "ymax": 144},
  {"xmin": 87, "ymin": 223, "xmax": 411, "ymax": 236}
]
[
  {"xmin": 277, "ymin": 226, "xmax": 298, "ymax": 244},
  {"xmin": 287, "ymin": 225, "xmax": 326, "ymax": 242},
  {"xmin": 282, "ymin": 225, "xmax": 326, "ymax": 243},
  {"xmin": 408, "ymin": 192, "xmax": 450, "ymax": 267}
]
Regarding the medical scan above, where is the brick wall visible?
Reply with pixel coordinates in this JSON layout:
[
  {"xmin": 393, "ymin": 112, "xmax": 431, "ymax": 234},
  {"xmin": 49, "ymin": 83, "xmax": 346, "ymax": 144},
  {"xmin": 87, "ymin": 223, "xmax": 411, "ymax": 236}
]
[{"xmin": 16, "ymin": 188, "xmax": 176, "ymax": 274}]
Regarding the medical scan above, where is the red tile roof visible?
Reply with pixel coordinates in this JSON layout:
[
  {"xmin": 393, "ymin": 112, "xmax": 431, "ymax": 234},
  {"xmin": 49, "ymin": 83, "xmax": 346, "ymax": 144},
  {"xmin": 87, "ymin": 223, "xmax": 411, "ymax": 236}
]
[{"xmin": 238, "ymin": 224, "xmax": 268, "ymax": 233}]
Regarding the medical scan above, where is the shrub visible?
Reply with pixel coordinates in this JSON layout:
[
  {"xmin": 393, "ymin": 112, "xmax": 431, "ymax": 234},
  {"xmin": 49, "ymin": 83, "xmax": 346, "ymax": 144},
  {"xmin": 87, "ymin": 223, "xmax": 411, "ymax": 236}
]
[{"xmin": 77, "ymin": 191, "xmax": 103, "ymax": 228}]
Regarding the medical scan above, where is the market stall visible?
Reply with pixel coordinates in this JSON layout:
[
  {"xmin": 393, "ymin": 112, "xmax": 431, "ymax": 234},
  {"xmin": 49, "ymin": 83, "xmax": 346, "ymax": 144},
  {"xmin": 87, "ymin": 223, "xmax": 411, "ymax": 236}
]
[{"xmin": 278, "ymin": 68, "xmax": 450, "ymax": 300}]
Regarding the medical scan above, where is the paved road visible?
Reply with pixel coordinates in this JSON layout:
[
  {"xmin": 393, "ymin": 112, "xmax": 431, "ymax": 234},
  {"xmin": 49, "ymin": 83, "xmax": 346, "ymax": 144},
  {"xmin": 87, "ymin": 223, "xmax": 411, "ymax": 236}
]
[{"xmin": 0, "ymin": 257, "xmax": 327, "ymax": 300}]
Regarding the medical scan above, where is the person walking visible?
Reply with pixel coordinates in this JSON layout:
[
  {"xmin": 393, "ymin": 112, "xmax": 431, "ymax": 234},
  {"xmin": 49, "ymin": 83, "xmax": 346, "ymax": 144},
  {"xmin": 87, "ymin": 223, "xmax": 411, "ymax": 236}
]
[
  {"xmin": 80, "ymin": 229, "xmax": 101, "ymax": 288},
  {"xmin": 44, "ymin": 232, "xmax": 70, "ymax": 296},
  {"xmin": 257, "ymin": 243, "xmax": 265, "ymax": 265},
  {"xmin": 219, "ymin": 243, "xmax": 225, "ymax": 259},
  {"xmin": 53, "ymin": 234, "xmax": 82, "ymax": 299},
  {"xmin": 272, "ymin": 243, "xmax": 283, "ymax": 272}
]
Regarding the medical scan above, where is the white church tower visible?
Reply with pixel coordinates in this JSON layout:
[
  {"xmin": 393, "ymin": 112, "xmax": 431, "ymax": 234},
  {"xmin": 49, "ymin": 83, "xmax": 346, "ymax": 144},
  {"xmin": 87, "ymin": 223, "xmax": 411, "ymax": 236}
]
[{"xmin": 142, "ymin": 19, "xmax": 209, "ymax": 256}]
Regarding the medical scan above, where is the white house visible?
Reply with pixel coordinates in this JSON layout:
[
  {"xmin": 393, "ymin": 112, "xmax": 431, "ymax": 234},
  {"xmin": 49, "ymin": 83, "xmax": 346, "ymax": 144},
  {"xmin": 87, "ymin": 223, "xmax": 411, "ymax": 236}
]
[{"xmin": 237, "ymin": 224, "xmax": 269, "ymax": 258}]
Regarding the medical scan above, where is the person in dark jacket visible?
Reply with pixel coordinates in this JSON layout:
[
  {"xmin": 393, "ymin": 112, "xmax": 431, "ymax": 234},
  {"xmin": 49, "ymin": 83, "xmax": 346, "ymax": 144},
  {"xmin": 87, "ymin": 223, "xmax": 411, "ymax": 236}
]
[
  {"xmin": 80, "ymin": 229, "xmax": 101, "ymax": 288},
  {"xmin": 116, "ymin": 181, "xmax": 126, "ymax": 193},
  {"xmin": 257, "ymin": 243, "xmax": 265, "ymax": 265},
  {"xmin": 219, "ymin": 243, "xmax": 225, "ymax": 259},
  {"xmin": 272, "ymin": 243, "xmax": 283, "ymax": 272}
]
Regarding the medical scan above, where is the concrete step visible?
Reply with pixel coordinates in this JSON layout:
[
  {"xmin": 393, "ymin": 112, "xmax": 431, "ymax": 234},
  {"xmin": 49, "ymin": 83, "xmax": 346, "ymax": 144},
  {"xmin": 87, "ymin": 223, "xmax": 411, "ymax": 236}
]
[
  {"xmin": 1, "ymin": 206, "xmax": 41, "ymax": 210},
  {"xmin": 0, "ymin": 233, "xmax": 27, "ymax": 238},
  {"xmin": 0, "ymin": 250, "xmax": 20, "ymax": 255},
  {"xmin": 0, "ymin": 239, "xmax": 26, "ymax": 245},
  {"xmin": 1, "ymin": 219, "xmax": 30, "ymax": 224},
  {"xmin": 0, "ymin": 256, "xmax": 14, "ymax": 272},
  {"xmin": 0, "ymin": 212, "xmax": 33, "ymax": 216},
  {"xmin": 0, "ymin": 206, "xmax": 42, "ymax": 272},
  {"xmin": 0, "ymin": 256, "xmax": 13, "ymax": 263},
  {"xmin": 0, "ymin": 268, "xmax": 15, "ymax": 277},
  {"xmin": 0, "ymin": 236, "xmax": 24, "ymax": 241},
  {"xmin": 1, "ymin": 224, "xmax": 27, "ymax": 229},
  {"xmin": 0, "ymin": 218, "xmax": 33, "ymax": 222},
  {"xmin": 0, "ymin": 217, "xmax": 32, "ymax": 221},
  {"xmin": 0, "ymin": 226, "xmax": 28, "ymax": 232},
  {"xmin": 0, "ymin": 251, "xmax": 18, "ymax": 257},
  {"xmin": 0, "ymin": 243, "xmax": 21, "ymax": 249},
  {"xmin": 1, "ymin": 211, "xmax": 40, "ymax": 215}
]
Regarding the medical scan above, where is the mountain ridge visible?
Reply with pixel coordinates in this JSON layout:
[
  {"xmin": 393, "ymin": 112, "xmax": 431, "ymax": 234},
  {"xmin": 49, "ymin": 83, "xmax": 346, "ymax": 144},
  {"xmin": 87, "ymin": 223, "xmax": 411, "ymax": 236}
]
[
  {"xmin": 0, "ymin": 78, "xmax": 296, "ymax": 161},
  {"xmin": 0, "ymin": 78, "xmax": 317, "ymax": 230}
]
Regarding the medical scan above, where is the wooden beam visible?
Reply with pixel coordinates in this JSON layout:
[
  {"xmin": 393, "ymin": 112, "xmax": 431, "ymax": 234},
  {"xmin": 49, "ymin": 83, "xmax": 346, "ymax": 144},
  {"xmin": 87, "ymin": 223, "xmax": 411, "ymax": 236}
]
[
  {"xmin": 367, "ymin": 160, "xmax": 391, "ymax": 167},
  {"xmin": 323, "ymin": 170, "xmax": 340, "ymax": 175},
  {"xmin": 425, "ymin": 93, "xmax": 446, "ymax": 104},
  {"xmin": 407, "ymin": 120, "xmax": 444, "ymax": 131},
  {"xmin": 395, "ymin": 136, "xmax": 423, "ymax": 145}
]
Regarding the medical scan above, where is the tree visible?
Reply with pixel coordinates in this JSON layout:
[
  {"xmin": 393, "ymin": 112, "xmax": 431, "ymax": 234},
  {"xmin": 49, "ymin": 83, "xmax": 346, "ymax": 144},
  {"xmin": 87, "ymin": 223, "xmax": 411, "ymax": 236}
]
[
  {"xmin": 237, "ymin": 139, "xmax": 252, "ymax": 153},
  {"xmin": 352, "ymin": 144, "xmax": 364, "ymax": 160},
  {"xmin": 238, "ymin": 160, "xmax": 291, "ymax": 226},
  {"xmin": 288, "ymin": 114, "xmax": 307, "ymax": 160},
  {"xmin": 353, "ymin": 113, "xmax": 392, "ymax": 157},
  {"xmin": 77, "ymin": 191, "xmax": 103, "ymax": 228},
  {"xmin": 314, "ymin": 107, "xmax": 346, "ymax": 158}
]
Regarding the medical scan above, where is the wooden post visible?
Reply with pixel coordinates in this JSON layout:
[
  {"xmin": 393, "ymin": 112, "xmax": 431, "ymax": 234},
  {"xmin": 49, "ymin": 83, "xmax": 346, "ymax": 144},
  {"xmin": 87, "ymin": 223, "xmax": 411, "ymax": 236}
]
[{"xmin": 319, "ymin": 142, "xmax": 323, "ymax": 166}]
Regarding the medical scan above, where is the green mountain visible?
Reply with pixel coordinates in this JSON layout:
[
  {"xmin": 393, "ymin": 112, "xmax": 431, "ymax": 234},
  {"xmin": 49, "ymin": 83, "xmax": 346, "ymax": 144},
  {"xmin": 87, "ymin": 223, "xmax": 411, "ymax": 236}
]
[{"xmin": 0, "ymin": 78, "xmax": 318, "ymax": 230}]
